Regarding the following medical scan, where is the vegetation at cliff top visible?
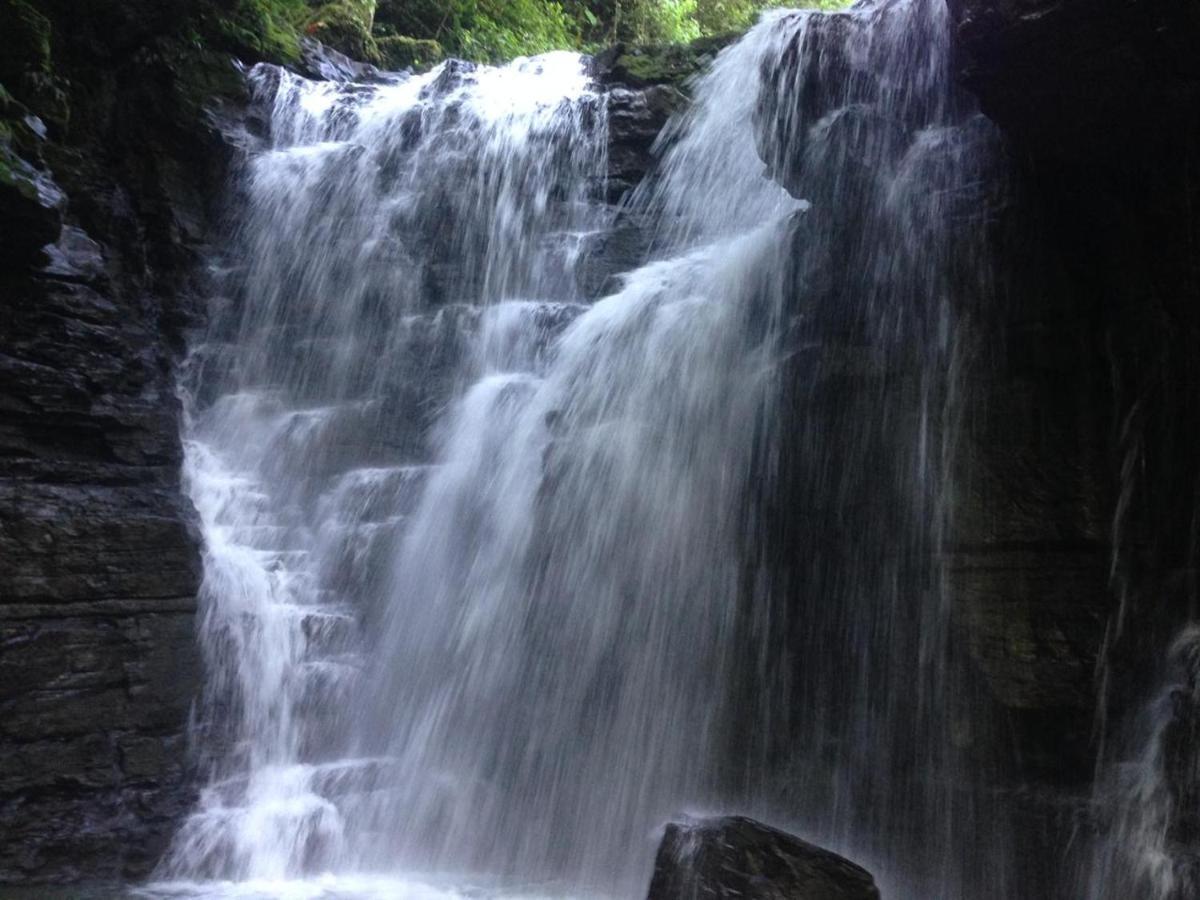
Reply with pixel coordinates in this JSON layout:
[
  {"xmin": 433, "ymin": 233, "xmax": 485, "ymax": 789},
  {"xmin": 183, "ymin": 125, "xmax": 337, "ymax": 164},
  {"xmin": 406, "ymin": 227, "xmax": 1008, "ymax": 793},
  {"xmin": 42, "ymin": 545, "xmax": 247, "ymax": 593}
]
[{"xmin": 379, "ymin": 0, "xmax": 852, "ymax": 62}]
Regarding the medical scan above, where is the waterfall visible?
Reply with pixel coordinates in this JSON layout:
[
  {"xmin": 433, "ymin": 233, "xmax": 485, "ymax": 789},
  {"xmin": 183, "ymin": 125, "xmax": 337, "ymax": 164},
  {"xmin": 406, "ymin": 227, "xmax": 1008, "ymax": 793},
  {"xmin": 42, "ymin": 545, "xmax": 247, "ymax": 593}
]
[
  {"xmin": 1085, "ymin": 626, "xmax": 1200, "ymax": 900},
  {"xmin": 148, "ymin": 1, "xmax": 1012, "ymax": 897}
]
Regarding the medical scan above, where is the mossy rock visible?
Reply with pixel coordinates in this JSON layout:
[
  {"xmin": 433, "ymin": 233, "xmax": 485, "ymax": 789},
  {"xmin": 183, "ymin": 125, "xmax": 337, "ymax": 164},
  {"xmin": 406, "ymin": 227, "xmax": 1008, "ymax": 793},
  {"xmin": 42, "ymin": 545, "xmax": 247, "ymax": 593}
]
[
  {"xmin": 0, "ymin": 1, "xmax": 72, "ymax": 132},
  {"xmin": 376, "ymin": 35, "xmax": 442, "ymax": 71},
  {"xmin": 594, "ymin": 32, "xmax": 740, "ymax": 90},
  {"xmin": 0, "ymin": 0, "xmax": 52, "ymax": 86},
  {"xmin": 304, "ymin": 0, "xmax": 379, "ymax": 62},
  {"xmin": 201, "ymin": 0, "xmax": 311, "ymax": 64}
]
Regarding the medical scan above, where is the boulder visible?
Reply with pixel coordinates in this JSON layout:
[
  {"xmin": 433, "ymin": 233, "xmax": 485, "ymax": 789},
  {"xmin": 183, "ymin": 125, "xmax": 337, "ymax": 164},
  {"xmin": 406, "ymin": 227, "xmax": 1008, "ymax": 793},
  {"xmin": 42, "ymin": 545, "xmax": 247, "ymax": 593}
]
[
  {"xmin": 647, "ymin": 816, "xmax": 880, "ymax": 900},
  {"xmin": 304, "ymin": 0, "xmax": 379, "ymax": 64},
  {"xmin": 376, "ymin": 35, "xmax": 443, "ymax": 72}
]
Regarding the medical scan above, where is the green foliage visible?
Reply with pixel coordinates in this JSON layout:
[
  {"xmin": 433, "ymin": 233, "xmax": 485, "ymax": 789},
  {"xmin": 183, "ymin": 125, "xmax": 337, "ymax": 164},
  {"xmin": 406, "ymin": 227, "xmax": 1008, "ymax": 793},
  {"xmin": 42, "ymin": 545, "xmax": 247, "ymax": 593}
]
[
  {"xmin": 374, "ymin": 0, "xmax": 576, "ymax": 63},
  {"xmin": 613, "ymin": 0, "xmax": 702, "ymax": 44},
  {"xmin": 563, "ymin": 0, "xmax": 850, "ymax": 45},
  {"xmin": 206, "ymin": 0, "xmax": 859, "ymax": 67}
]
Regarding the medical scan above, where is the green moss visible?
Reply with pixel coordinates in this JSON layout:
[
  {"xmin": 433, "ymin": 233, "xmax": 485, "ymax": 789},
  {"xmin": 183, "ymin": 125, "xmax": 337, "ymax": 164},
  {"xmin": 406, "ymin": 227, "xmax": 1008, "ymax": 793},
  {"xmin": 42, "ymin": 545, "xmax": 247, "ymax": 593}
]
[
  {"xmin": 605, "ymin": 32, "xmax": 737, "ymax": 89},
  {"xmin": 304, "ymin": 0, "xmax": 379, "ymax": 62},
  {"xmin": 376, "ymin": 35, "xmax": 443, "ymax": 71},
  {"xmin": 163, "ymin": 39, "xmax": 252, "ymax": 119},
  {"xmin": 0, "ymin": 1, "xmax": 71, "ymax": 132},
  {"xmin": 200, "ymin": 0, "xmax": 310, "ymax": 64},
  {"xmin": 0, "ymin": 0, "xmax": 52, "ymax": 85}
]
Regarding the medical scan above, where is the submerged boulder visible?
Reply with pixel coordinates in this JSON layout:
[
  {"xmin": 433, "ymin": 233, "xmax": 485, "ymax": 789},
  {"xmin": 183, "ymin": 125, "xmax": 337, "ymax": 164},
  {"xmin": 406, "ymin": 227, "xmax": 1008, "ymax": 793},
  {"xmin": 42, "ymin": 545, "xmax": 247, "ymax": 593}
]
[{"xmin": 647, "ymin": 816, "xmax": 880, "ymax": 900}]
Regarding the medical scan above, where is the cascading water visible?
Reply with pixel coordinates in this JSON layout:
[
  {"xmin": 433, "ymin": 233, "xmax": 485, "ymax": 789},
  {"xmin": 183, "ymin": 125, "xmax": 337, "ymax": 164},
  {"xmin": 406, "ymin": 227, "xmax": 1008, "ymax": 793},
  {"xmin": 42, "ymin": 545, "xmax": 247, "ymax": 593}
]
[
  {"xmin": 1085, "ymin": 626, "xmax": 1200, "ymax": 900},
  {"xmin": 146, "ymin": 1, "xmax": 1018, "ymax": 897}
]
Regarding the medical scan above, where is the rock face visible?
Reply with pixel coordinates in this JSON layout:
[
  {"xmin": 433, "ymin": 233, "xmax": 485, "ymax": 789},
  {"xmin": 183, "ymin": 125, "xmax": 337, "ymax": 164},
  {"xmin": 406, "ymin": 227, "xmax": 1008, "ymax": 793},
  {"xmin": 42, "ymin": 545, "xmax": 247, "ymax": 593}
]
[
  {"xmin": 647, "ymin": 817, "xmax": 880, "ymax": 900},
  {"xmin": 750, "ymin": 0, "xmax": 1200, "ymax": 789},
  {"xmin": 0, "ymin": 0, "xmax": 250, "ymax": 883},
  {"xmin": 947, "ymin": 0, "xmax": 1199, "ymax": 165},
  {"xmin": 945, "ymin": 0, "xmax": 1200, "ymax": 779},
  {"xmin": 750, "ymin": 0, "xmax": 1198, "ymax": 894},
  {"xmin": 0, "ymin": 175, "xmax": 202, "ymax": 883}
]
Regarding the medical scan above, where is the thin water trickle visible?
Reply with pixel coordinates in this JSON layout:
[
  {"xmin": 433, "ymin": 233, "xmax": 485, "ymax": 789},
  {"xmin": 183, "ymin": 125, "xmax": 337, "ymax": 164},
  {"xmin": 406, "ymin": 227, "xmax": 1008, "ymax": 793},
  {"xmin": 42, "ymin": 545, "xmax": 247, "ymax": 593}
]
[
  {"xmin": 151, "ymin": 2, "xmax": 1024, "ymax": 897},
  {"xmin": 1085, "ymin": 626, "xmax": 1200, "ymax": 900}
]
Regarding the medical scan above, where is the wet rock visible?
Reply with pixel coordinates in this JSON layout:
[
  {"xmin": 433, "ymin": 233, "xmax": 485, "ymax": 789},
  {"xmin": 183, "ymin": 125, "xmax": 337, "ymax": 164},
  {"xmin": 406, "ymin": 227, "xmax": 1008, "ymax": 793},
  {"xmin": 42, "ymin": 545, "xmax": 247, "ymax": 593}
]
[
  {"xmin": 647, "ymin": 816, "xmax": 880, "ymax": 900},
  {"xmin": 575, "ymin": 214, "xmax": 654, "ymax": 298},
  {"xmin": 0, "ymin": 0, "xmax": 52, "ymax": 87},
  {"xmin": 946, "ymin": 0, "xmax": 1200, "ymax": 165},
  {"xmin": 298, "ymin": 35, "xmax": 388, "ymax": 83},
  {"xmin": 0, "ymin": 144, "xmax": 64, "ymax": 264},
  {"xmin": 0, "ymin": 0, "xmax": 254, "ymax": 882},
  {"xmin": 422, "ymin": 58, "xmax": 479, "ymax": 97},
  {"xmin": 607, "ymin": 85, "xmax": 686, "ymax": 146},
  {"xmin": 948, "ymin": 0, "xmax": 1200, "ymax": 786},
  {"xmin": 603, "ymin": 85, "xmax": 684, "ymax": 202},
  {"xmin": 36, "ymin": 225, "xmax": 107, "ymax": 283}
]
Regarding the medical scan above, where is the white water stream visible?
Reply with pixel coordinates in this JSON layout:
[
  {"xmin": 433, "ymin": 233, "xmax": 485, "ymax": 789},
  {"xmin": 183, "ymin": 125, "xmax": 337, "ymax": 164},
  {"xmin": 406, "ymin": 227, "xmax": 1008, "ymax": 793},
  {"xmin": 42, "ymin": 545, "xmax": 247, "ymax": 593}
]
[{"xmin": 145, "ymin": 2, "xmax": 1032, "ymax": 897}]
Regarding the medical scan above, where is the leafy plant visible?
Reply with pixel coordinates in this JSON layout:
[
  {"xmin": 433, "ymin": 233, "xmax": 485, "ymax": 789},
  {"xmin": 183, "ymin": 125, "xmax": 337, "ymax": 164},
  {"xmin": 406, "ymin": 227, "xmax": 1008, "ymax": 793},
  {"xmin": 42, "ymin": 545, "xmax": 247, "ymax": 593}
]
[
  {"xmin": 375, "ymin": 0, "xmax": 578, "ymax": 62},
  {"xmin": 373, "ymin": 0, "xmax": 854, "ymax": 63}
]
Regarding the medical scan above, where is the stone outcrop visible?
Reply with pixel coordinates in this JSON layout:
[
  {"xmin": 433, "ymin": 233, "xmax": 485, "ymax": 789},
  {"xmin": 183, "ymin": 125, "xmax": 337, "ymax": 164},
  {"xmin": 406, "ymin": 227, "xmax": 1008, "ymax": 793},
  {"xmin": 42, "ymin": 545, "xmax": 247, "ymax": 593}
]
[
  {"xmin": 647, "ymin": 816, "xmax": 880, "ymax": 900},
  {"xmin": 946, "ymin": 0, "xmax": 1198, "ymax": 166},
  {"xmin": 0, "ymin": 0, "xmax": 254, "ymax": 882},
  {"xmin": 0, "ymin": 152, "xmax": 202, "ymax": 882},
  {"xmin": 945, "ymin": 0, "xmax": 1200, "ymax": 776},
  {"xmin": 304, "ymin": 0, "xmax": 379, "ymax": 64}
]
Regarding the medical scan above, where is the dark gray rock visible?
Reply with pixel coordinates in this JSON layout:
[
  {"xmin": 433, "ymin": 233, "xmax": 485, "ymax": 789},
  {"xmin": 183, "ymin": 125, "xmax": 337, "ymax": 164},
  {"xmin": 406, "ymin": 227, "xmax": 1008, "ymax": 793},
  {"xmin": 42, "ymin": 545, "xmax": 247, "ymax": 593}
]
[
  {"xmin": 947, "ymin": 0, "xmax": 1200, "ymax": 770},
  {"xmin": 0, "ymin": 211, "xmax": 203, "ymax": 881},
  {"xmin": 946, "ymin": 0, "xmax": 1200, "ymax": 166},
  {"xmin": 647, "ymin": 816, "xmax": 880, "ymax": 900},
  {"xmin": 298, "ymin": 36, "xmax": 392, "ymax": 84},
  {"xmin": 604, "ymin": 85, "xmax": 685, "ymax": 199},
  {"xmin": 0, "ymin": 145, "xmax": 64, "ymax": 264},
  {"xmin": 0, "ymin": 0, "xmax": 250, "ymax": 883}
]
